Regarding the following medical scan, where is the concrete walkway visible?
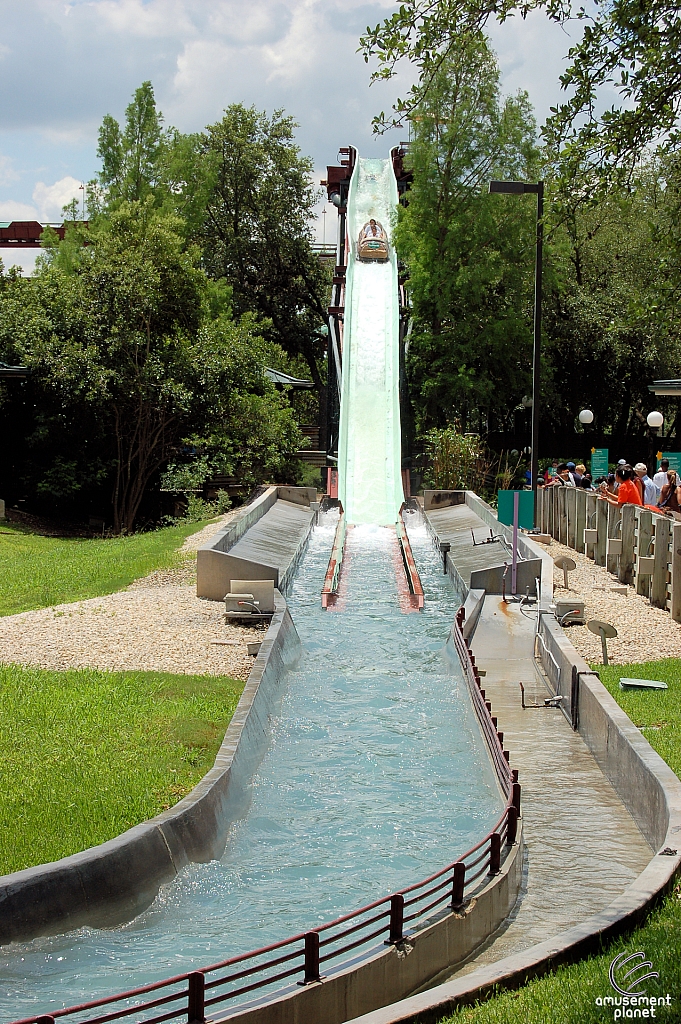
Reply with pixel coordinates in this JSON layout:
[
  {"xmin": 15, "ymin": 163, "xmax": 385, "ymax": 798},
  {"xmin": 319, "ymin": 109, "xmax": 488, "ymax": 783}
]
[
  {"xmin": 226, "ymin": 499, "xmax": 315, "ymax": 588},
  {"xmin": 426, "ymin": 504, "xmax": 509, "ymax": 587},
  {"xmin": 448, "ymin": 598, "xmax": 651, "ymax": 975}
]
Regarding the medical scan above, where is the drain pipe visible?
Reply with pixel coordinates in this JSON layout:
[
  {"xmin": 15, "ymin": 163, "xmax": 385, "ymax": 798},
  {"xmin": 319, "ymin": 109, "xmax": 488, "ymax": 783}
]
[
  {"xmin": 501, "ymin": 563, "xmax": 509, "ymax": 603},
  {"xmin": 439, "ymin": 541, "xmax": 450, "ymax": 574}
]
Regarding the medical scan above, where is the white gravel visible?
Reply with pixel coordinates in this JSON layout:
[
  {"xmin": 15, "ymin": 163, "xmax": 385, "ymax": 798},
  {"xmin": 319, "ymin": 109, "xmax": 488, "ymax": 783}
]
[
  {"xmin": 0, "ymin": 512, "xmax": 261, "ymax": 680},
  {"xmin": 548, "ymin": 538, "xmax": 681, "ymax": 665}
]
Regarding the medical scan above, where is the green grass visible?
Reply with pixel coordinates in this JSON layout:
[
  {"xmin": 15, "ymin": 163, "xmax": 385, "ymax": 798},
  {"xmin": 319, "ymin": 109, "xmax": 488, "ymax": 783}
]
[
  {"xmin": 0, "ymin": 664, "xmax": 243, "ymax": 874},
  {"xmin": 439, "ymin": 658, "xmax": 681, "ymax": 1024},
  {"xmin": 0, "ymin": 519, "xmax": 213, "ymax": 616}
]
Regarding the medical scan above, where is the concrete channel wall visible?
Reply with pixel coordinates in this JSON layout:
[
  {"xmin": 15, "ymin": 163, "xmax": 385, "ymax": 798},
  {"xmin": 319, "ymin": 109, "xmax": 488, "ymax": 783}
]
[
  {"xmin": 0, "ymin": 594, "xmax": 301, "ymax": 945},
  {"xmin": 197, "ymin": 486, "xmax": 316, "ymax": 601}
]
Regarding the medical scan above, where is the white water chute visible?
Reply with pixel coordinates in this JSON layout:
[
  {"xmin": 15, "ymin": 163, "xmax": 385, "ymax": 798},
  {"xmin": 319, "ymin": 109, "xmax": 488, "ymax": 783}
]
[{"xmin": 337, "ymin": 156, "xmax": 404, "ymax": 526}]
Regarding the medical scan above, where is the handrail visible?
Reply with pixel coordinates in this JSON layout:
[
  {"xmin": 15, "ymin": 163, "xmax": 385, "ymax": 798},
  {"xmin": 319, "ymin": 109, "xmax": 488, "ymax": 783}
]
[
  {"xmin": 396, "ymin": 504, "xmax": 425, "ymax": 609},
  {"xmin": 13, "ymin": 617, "xmax": 519, "ymax": 1024},
  {"xmin": 321, "ymin": 503, "xmax": 346, "ymax": 608}
]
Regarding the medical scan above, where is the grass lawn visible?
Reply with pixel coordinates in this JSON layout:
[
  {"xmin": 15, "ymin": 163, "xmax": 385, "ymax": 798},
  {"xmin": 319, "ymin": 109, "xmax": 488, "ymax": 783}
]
[
  {"xmin": 0, "ymin": 664, "xmax": 243, "ymax": 875},
  {"xmin": 440, "ymin": 658, "xmax": 681, "ymax": 1024},
  {"xmin": 0, "ymin": 518, "xmax": 214, "ymax": 616}
]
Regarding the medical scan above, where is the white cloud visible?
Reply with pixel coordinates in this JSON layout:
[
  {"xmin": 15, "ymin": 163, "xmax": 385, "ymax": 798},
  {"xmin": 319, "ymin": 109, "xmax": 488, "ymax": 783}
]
[
  {"xmin": 32, "ymin": 175, "xmax": 83, "ymax": 220},
  {"xmin": 0, "ymin": 199, "xmax": 39, "ymax": 220},
  {"xmin": 0, "ymin": 154, "xmax": 19, "ymax": 187}
]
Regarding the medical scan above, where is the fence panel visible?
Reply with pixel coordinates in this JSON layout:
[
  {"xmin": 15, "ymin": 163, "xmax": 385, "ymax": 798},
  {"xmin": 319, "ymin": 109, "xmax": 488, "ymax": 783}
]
[
  {"xmin": 619, "ymin": 504, "xmax": 636, "ymax": 584},
  {"xmin": 672, "ymin": 523, "xmax": 681, "ymax": 623},
  {"xmin": 606, "ymin": 504, "xmax": 621, "ymax": 575},
  {"xmin": 566, "ymin": 487, "xmax": 578, "ymax": 549},
  {"xmin": 558, "ymin": 487, "xmax": 568, "ymax": 546},
  {"xmin": 651, "ymin": 516, "xmax": 671, "ymax": 609},
  {"xmin": 635, "ymin": 509, "xmax": 653, "ymax": 599},
  {"xmin": 595, "ymin": 498, "xmax": 608, "ymax": 567},
  {"xmin": 585, "ymin": 493, "xmax": 597, "ymax": 559},
  {"xmin": 575, "ymin": 489, "xmax": 587, "ymax": 554}
]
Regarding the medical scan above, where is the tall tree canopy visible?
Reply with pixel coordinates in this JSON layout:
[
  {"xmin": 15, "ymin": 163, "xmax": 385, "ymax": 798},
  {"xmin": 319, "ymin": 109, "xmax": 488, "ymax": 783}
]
[
  {"xmin": 361, "ymin": 0, "xmax": 681, "ymax": 193},
  {"xmin": 199, "ymin": 105, "xmax": 329, "ymax": 389},
  {"xmin": 395, "ymin": 34, "xmax": 540, "ymax": 435}
]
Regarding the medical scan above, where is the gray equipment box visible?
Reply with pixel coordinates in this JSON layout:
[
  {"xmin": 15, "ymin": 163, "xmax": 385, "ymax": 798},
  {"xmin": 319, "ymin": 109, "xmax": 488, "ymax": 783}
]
[{"xmin": 552, "ymin": 597, "xmax": 586, "ymax": 626}]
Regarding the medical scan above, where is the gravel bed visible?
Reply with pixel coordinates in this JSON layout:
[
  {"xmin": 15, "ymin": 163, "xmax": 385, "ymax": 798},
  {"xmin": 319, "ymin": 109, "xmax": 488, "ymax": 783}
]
[
  {"xmin": 548, "ymin": 538, "xmax": 681, "ymax": 664},
  {"xmin": 0, "ymin": 513, "xmax": 261, "ymax": 680}
]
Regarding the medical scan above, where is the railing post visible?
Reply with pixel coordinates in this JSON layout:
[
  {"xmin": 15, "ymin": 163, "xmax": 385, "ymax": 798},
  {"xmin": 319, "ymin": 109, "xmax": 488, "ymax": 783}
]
[
  {"xmin": 187, "ymin": 972, "xmax": 205, "ymax": 1024},
  {"xmin": 512, "ymin": 781, "xmax": 521, "ymax": 814},
  {"xmin": 387, "ymin": 893, "xmax": 404, "ymax": 944},
  {"xmin": 451, "ymin": 862, "xmax": 466, "ymax": 907},
  {"xmin": 303, "ymin": 931, "xmax": 321, "ymax": 984},
  {"xmin": 651, "ymin": 516, "xmax": 671, "ymax": 609},
  {"xmin": 36, "ymin": 1018, "xmax": 55, "ymax": 1024},
  {"xmin": 506, "ymin": 805, "xmax": 518, "ymax": 845},
  {"xmin": 489, "ymin": 833, "xmax": 501, "ymax": 875}
]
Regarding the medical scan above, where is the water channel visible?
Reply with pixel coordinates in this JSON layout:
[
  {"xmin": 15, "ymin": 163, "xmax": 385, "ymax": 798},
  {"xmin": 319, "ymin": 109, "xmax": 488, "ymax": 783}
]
[{"xmin": 1, "ymin": 517, "xmax": 503, "ymax": 1019}]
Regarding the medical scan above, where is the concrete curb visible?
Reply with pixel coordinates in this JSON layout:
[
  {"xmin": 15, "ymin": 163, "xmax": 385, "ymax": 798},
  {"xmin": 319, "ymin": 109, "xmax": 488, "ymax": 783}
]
[{"xmin": 0, "ymin": 593, "xmax": 301, "ymax": 946}]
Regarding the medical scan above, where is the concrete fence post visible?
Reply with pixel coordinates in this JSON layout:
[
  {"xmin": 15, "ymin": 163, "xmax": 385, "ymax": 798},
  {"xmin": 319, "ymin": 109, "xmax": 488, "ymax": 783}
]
[
  {"xmin": 619, "ymin": 504, "xmax": 636, "ymax": 584},
  {"xmin": 558, "ymin": 487, "xmax": 568, "ymax": 545},
  {"xmin": 606, "ymin": 503, "xmax": 621, "ymax": 575},
  {"xmin": 636, "ymin": 509, "xmax": 653, "ymax": 599},
  {"xmin": 575, "ymin": 488, "xmax": 587, "ymax": 554},
  {"xmin": 548, "ymin": 486, "xmax": 555, "ymax": 539},
  {"xmin": 672, "ymin": 523, "xmax": 681, "ymax": 623},
  {"xmin": 595, "ymin": 498, "xmax": 608, "ymax": 567},
  {"xmin": 651, "ymin": 515, "xmax": 671, "ymax": 609},
  {"xmin": 585, "ymin": 493, "xmax": 597, "ymax": 558},
  {"xmin": 566, "ymin": 486, "xmax": 577, "ymax": 548}
]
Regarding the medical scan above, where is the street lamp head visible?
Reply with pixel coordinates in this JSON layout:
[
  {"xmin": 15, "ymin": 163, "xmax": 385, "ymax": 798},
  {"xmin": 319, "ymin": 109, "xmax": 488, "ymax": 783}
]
[
  {"xmin": 647, "ymin": 411, "xmax": 664, "ymax": 429},
  {"xmin": 579, "ymin": 409, "xmax": 594, "ymax": 425},
  {"xmin": 330, "ymin": 193, "xmax": 343, "ymax": 208}
]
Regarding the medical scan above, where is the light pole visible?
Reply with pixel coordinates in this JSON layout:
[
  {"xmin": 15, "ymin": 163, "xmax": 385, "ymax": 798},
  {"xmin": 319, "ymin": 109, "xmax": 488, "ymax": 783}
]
[{"xmin": 489, "ymin": 179, "xmax": 544, "ymax": 523}]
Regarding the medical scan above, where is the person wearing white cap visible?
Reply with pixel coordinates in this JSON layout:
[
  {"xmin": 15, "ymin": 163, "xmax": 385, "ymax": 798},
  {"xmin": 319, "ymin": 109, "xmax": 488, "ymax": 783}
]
[
  {"xmin": 634, "ymin": 463, "xmax": 657, "ymax": 505},
  {"xmin": 617, "ymin": 459, "xmax": 627, "ymax": 466}
]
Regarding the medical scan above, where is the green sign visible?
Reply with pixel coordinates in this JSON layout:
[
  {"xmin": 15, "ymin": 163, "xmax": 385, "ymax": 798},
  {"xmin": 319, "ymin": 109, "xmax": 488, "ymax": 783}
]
[
  {"xmin": 658, "ymin": 452, "xmax": 681, "ymax": 473},
  {"xmin": 497, "ymin": 490, "xmax": 534, "ymax": 531},
  {"xmin": 590, "ymin": 448, "xmax": 609, "ymax": 478}
]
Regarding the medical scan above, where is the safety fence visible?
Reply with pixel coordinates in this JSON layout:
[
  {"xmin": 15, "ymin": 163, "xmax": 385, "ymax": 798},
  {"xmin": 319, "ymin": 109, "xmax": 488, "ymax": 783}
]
[
  {"xmin": 15, "ymin": 616, "xmax": 518, "ymax": 1024},
  {"xmin": 537, "ymin": 485, "xmax": 681, "ymax": 623}
]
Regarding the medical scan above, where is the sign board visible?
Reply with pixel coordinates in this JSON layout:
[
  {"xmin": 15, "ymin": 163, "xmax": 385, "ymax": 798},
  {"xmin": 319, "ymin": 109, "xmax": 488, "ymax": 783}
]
[
  {"xmin": 497, "ymin": 490, "xmax": 534, "ymax": 531},
  {"xmin": 657, "ymin": 452, "xmax": 681, "ymax": 474},
  {"xmin": 590, "ymin": 448, "xmax": 609, "ymax": 478}
]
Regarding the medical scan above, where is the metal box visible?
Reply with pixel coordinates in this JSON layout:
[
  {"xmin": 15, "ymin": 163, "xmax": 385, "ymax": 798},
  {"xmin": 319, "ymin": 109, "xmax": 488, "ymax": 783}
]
[{"xmin": 553, "ymin": 597, "xmax": 586, "ymax": 626}]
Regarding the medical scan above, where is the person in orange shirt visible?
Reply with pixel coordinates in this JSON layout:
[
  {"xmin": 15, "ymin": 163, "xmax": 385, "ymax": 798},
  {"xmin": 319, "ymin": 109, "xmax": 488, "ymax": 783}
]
[{"xmin": 599, "ymin": 465, "xmax": 643, "ymax": 507}]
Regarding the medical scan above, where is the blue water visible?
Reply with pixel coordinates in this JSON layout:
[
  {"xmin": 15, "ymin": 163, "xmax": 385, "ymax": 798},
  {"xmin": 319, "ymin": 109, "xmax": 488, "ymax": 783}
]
[{"xmin": 0, "ymin": 517, "xmax": 502, "ymax": 1020}]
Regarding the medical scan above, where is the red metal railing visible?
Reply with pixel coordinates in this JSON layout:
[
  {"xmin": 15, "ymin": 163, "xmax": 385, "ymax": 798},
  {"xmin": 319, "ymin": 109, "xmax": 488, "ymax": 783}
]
[{"xmin": 14, "ymin": 614, "xmax": 518, "ymax": 1024}]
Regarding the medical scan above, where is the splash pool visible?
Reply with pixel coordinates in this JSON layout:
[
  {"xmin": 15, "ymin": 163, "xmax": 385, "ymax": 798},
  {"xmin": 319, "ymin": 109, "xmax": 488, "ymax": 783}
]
[{"xmin": 1, "ymin": 517, "xmax": 503, "ymax": 1019}]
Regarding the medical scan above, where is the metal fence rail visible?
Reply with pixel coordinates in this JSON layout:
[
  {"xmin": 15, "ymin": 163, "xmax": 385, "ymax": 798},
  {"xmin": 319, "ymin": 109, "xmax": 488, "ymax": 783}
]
[{"xmin": 15, "ymin": 616, "xmax": 518, "ymax": 1024}]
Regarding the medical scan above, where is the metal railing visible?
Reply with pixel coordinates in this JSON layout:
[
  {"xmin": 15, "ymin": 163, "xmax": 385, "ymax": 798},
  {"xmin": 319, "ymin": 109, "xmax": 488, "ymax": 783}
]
[{"xmin": 15, "ymin": 617, "xmax": 518, "ymax": 1024}]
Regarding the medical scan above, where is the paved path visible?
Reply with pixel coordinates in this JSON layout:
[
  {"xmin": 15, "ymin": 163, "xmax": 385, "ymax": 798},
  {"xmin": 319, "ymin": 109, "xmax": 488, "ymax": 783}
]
[{"xmin": 452, "ymin": 599, "xmax": 652, "ymax": 974}]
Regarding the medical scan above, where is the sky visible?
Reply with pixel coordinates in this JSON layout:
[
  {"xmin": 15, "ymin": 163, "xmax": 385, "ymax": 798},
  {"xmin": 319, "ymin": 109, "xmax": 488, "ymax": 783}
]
[{"xmin": 0, "ymin": 0, "xmax": 575, "ymax": 273}]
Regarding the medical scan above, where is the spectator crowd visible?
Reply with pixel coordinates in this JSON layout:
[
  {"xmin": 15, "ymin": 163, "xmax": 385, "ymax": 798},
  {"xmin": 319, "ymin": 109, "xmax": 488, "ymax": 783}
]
[{"xmin": 540, "ymin": 458, "xmax": 680, "ymax": 513}]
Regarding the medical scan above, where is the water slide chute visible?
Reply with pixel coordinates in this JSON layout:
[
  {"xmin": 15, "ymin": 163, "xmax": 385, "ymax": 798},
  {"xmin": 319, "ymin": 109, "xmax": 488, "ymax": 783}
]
[{"xmin": 337, "ymin": 156, "xmax": 404, "ymax": 526}]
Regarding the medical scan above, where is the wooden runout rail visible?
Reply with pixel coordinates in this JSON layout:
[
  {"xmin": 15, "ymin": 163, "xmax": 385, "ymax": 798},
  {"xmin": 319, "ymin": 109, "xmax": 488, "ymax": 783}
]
[
  {"xmin": 396, "ymin": 506, "xmax": 425, "ymax": 609},
  {"xmin": 537, "ymin": 486, "xmax": 681, "ymax": 621},
  {"xmin": 321, "ymin": 503, "xmax": 346, "ymax": 608}
]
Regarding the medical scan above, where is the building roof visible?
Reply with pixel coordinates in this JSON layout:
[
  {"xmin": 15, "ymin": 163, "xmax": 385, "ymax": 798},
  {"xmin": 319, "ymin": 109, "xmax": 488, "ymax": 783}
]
[
  {"xmin": 648, "ymin": 379, "xmax": 681, "ymax": 396},
  {"xmin": 265, "ymin": 367, "xmax": 315, "ymax": 389}
]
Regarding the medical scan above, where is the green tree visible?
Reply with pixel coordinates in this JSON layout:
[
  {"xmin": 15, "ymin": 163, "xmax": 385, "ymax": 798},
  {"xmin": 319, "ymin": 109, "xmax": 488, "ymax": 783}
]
[
  {"xmin": 0, "ymin": 206, "xmax": 301, "ymax": 532},
  {"xmin": 360, "ymin": 0, "xmax": 681, "ymax": 194},
  {"xmin": 200, "ymin": 105, "xmax": 329, "ymax": 390},
  {"xmin": 396, "ymin": 35, "xmax": 540, "ymax": 435}
]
